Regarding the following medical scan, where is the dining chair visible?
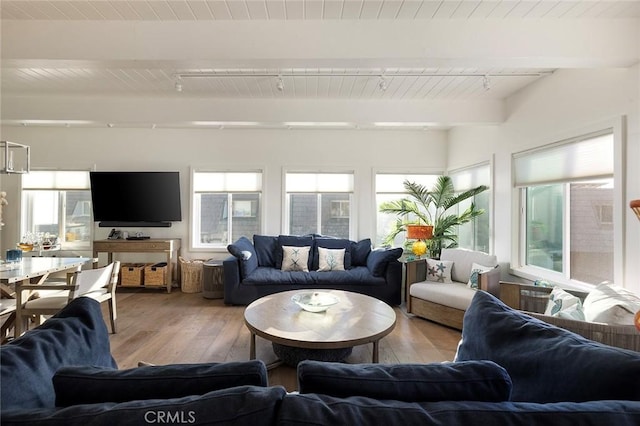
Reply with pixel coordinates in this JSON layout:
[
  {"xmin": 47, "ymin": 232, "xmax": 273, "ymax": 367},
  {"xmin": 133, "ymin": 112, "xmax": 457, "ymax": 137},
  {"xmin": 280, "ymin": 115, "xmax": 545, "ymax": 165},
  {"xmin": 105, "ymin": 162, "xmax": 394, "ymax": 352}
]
[{"xmin": 18, "ymin": 261, "xmax": 121, "ymax": 334}]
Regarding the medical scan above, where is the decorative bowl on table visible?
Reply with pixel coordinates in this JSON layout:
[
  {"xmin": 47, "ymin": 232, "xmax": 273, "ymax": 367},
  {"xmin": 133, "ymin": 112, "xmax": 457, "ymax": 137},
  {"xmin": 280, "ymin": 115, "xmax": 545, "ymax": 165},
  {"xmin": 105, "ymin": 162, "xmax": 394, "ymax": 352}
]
[{"xmin": 292, "ymin": 291, "xmax": 340, "ymax": 313}]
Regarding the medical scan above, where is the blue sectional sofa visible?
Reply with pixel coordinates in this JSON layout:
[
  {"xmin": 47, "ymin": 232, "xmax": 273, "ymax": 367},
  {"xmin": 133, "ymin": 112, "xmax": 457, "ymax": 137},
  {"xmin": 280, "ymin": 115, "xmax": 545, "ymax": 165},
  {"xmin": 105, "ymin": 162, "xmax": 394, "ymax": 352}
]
[
  {"xmin": 223, "ymin": 234, "xmax": 403, "ymax": 305},
  {"xmin": 2, "ymin": 293, "xmax": 640, "ymax": 425}
]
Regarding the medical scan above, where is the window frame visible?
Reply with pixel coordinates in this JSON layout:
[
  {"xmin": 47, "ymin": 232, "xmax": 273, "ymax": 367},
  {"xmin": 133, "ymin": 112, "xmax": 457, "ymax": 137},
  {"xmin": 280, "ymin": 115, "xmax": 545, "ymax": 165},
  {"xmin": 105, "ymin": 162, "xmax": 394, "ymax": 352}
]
[
  {"xmin": 283, "ymin": 170, "xmax": 355, "ymax": 239},
  {"xmin": 510, "ymin": 121, "xmax": 625, "ymax": 289},
  {"xmin": 190, "ymin": 169, "xmax": 263, "ymax": 251},
  {"xmin": 373, "ymin": 171, "xmax": 443, "ymax": 248},
  {"xmin": 447, "ymin": 160, "xmax": 493, "ymax": 254},
  {"xmin": 20, "ymin": 169, "xmax": 93, "ymax": 251}
]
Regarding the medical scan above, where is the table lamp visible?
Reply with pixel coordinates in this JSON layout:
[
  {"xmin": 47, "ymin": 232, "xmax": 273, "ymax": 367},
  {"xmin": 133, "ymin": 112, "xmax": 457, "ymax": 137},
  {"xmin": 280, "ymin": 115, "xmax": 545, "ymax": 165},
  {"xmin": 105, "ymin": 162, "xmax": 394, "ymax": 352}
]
[{"xmin": 406, "ymin": 225, "xmax": 433, "ymax": 258}]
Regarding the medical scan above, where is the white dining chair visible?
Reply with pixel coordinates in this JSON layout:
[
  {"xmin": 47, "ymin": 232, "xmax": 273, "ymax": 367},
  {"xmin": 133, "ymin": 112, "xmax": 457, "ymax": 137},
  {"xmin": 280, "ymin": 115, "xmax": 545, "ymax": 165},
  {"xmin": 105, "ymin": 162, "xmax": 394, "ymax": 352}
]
[{"xmin": 18, "ymin": 261, "xmax": 121, "ymax": 334}]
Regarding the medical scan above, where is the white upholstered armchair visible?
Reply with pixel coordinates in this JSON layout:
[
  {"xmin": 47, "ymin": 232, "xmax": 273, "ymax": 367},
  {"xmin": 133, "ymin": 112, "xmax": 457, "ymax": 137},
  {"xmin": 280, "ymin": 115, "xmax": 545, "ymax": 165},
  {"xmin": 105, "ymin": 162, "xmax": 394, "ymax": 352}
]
[{"xmin": 407, "ymin": 248, "xmax": 500, "ymax": 330}]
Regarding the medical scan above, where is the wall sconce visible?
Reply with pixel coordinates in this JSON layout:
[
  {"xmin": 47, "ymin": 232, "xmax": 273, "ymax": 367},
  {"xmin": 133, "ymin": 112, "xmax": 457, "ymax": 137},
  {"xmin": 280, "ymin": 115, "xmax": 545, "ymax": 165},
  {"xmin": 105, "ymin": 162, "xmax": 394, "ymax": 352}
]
[
  {"xmin": 406, "ymin": 224, "xmax": 433, "ymax": 258},
  {"xmin": 1, "ymin": 141, "xmax": 30, "ymax": 174}
]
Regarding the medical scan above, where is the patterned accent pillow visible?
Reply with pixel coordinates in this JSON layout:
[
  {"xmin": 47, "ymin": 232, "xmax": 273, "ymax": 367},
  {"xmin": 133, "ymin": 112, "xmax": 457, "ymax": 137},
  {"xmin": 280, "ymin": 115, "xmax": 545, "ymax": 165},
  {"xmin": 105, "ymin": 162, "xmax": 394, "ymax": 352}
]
[
  {"xmin": 281, "ymin": 246, "xmax": 311, "ymax": 272},
  {"xmin": 426, "ymin": 259, "xmax": 453, "ymax": 283},
  {"xmin": 544, "ymin": 286, "xmax": 585, "ymax": 321},
  {"xmin": 467, "ymin": 262, "xmax": 494, "ymax": 289},
  {"xmin": 317, "ymin": 247, "xmax": 345, "ymax": 272}
]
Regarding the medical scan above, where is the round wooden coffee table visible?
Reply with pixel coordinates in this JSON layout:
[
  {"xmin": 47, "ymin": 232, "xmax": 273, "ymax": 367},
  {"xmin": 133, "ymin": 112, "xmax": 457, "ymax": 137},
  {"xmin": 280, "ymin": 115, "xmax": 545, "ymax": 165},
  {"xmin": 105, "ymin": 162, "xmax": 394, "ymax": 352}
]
[{"xmin": 244, "ymin": 289, "xmax": 396, "ymax": 367}]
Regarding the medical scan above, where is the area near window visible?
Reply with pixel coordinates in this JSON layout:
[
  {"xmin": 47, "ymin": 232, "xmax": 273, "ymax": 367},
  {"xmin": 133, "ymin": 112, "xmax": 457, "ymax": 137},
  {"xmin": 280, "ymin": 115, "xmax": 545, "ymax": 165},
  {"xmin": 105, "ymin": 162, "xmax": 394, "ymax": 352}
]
[
  {"xmin": 374, "ymin": 173, "xmax": 440, "ymax": 247},
  {"xmin": 448, "ymin": 162, "xmax": 492, "ymax": 254},
  {"xmin": 191, "ymin": 171, "xmax": 262, "ymax": 249},
  {"xmin": 513, "ymin": 130, "xmax": 614, "ymax": 285},
  {"xmin": 284, "ymin": 172, "xmax": 353, "ymax": 239},
  {"xmin": 21, "ymin": 170, "xmax": 92, "ymax": 250}
]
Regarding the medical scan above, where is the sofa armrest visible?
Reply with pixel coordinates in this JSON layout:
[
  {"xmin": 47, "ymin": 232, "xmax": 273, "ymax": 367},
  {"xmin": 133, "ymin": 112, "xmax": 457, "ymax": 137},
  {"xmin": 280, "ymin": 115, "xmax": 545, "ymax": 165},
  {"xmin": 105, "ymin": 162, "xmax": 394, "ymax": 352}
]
[
  {"xmin": 223, "ymin": 256, "xmax": 241, "ymax": 304},
  {"xmin": 478, "ymin": 266, "xmax": 500, "ymax": 296}
]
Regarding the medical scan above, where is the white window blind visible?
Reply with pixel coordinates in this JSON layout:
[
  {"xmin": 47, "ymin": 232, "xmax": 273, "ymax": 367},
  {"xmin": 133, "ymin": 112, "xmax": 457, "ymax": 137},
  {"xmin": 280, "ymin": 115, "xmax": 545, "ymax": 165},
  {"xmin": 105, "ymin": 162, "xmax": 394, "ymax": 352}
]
[
  {"xmin": 194, "ymin": 172, "xmax": 262, "ymax": 192},
  {"xmin": 375, "ymin": 174, "xmax": 440, "ymax": 193},
  {"xmin": 22, "ymin": 171, "xmax": 90, "ymax": 189},
  {"xmin": 448, "ymin": 163, "xmax": 490, "ymax": 191},
  {"xmin": 513, "ymin": 131, "xmax": 613, "ymax": 187},
  {"xmin": 286, "ymin": 173, "xmax": 353, "ymax": 193}
]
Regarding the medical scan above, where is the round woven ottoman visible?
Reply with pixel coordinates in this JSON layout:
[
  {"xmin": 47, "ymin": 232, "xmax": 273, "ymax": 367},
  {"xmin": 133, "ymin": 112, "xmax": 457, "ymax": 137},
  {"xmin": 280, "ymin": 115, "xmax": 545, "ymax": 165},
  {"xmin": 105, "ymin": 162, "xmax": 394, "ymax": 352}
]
[{"xmin": 272, "ymin": 343, "xmax": 353, "ymax": 366}]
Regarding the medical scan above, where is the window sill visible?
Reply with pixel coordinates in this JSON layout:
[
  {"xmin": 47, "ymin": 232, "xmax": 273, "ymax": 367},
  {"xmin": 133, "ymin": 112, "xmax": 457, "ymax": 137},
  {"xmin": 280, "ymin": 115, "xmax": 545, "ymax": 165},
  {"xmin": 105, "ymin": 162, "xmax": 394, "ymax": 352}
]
[{"xmin": 509, "ymin": 266, "xmax": 595, "ymax": 293}]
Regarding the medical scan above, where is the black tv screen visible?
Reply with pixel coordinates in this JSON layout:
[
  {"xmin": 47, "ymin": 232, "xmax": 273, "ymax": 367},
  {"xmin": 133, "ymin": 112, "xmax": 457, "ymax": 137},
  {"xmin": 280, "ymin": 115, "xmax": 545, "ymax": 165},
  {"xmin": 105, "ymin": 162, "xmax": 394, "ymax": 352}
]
[{"xmin": 90, "ymin": 171, "xmax": 182, "ymax": 227}]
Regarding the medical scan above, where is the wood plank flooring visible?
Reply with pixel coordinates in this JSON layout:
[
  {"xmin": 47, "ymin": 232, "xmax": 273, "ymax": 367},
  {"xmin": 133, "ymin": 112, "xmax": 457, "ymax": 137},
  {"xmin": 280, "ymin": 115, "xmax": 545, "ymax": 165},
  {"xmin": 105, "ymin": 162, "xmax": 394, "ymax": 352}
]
[{"xmin": 107, "ymin": 289, "xmax": 462, "ymax": 392}]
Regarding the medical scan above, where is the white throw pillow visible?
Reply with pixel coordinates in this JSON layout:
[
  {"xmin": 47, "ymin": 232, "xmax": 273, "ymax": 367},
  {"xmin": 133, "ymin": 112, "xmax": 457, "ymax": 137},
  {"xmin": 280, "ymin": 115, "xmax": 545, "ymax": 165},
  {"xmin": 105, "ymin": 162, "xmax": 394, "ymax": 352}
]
[
  {"xmin": 281, "ymin": 246, "xmax": 311, "ymax": 272},
  {"xmin": 583, "ymin": 283, "xmax": 640, "ymax": 325},
  {"xmin": 317, "ymin": 247, "xmax": 345, "ymax": 272},
  {"xmin": 544, "ymin": 287, "xmax": 586, "ymax": 321},
  {"xmin": 426, "ymin": 259, "xmax": 454, "ymax": 283},
  {"xmin": 467, "ymin": 263, "xmax": 494, "ymax": 289}
]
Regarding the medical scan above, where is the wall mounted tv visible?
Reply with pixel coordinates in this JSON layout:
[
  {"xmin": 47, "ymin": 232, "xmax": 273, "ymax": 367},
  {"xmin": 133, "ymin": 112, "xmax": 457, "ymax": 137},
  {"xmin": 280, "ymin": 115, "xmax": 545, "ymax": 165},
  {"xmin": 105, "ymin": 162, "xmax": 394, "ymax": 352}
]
[{"xmin": 89, "ymin": 171, "xmax": 182, "ymax": 227}]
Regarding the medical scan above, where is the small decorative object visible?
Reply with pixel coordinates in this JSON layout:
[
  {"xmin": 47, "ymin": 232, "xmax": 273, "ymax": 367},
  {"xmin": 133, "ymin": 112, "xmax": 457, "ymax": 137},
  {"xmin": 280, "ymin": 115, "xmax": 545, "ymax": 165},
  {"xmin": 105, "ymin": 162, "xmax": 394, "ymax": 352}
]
[
  {"xmin": 292, "ymin": 291, "xmax": 340, "ymax": 313},
  {"xmin": 406, "ymin": 224, "xmax": 433, "ymax": 258},
  {"xmin": 635, "ymin": 310, "xmax": 640, "ymax": 332}
]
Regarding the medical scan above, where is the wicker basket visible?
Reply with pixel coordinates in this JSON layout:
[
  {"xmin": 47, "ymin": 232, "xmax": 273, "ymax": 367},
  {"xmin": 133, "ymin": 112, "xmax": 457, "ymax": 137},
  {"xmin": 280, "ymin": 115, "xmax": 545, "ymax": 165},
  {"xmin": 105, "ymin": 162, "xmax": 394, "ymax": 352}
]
[
  {"xmin": 144, "ymin": 262, "xmax": 167, "ymax": 287},
  {"xmin": 179, "ymin": 257, "xmax": 205, "ymax": 293}
]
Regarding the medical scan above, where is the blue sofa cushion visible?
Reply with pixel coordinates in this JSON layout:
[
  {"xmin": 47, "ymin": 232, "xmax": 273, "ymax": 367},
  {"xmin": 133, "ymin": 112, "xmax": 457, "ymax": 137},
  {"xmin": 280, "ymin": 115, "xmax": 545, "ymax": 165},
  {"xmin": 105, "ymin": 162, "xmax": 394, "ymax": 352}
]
[
  {"xmin": 53, "ymin": 360, "xmax": 268, "ymax": 406},
  {"xmin": 366, "ymin": 248, "xmax": 403, "ymax": 277},
  {"xmin": 277, "ymin": 394, "xmax": 640, "ymax": 426},
  {"xmin": 253, "ymin": 235, "xmax": 279, "ymax": 267},
  {"xmin": 0, "ymin": 297, "xmax": 117, "ymax": 411},
  {"xmin": 297, "ymin": 360, "xmax": 512, "ymax": 402},
  {"xmin": 243, "ymin": 266, "xmax": 386, "ymax": 285},
  {"xmin": 350, "ymin": 238, "xmax": 372, "ymax": 266},
  {"xmin": 2, "ymin": 386, "xmax": 287, "ymax": 426},
  {"xmin": 313, "ymin": 238, "xmax": 352, "ymax": 270},
  {"xmin": 275, "ymin": 235, "xmax": 314, "ymax": 270},
  {"xmin": 227, "ymin": 236, "xmax": 258, "ymax": 279},
  {"xmin": 455, "ymin": 291, "xmax": 640, "ymax": 403}
]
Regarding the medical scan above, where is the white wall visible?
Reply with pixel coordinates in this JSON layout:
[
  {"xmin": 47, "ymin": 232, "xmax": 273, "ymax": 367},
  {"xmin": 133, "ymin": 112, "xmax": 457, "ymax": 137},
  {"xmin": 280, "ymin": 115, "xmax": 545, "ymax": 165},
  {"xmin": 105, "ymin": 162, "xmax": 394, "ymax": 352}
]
[
  {"xmin": 448, "ymin": 66, "xmax": 640, "ymax": 292},
  {"xmin": 0, "ymin": 127, "xmax": 447, "ymax": 260}
]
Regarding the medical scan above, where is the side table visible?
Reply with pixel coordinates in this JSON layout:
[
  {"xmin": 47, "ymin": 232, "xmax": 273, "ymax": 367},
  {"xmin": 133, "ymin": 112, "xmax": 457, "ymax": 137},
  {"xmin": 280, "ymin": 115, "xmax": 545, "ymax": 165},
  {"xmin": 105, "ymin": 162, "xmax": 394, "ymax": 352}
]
[
  {"xmin": 402, "ymin": 257, "xmax": 427, "ymax": 310},
  {"xmin": 202, "ymin": 261, "xmax": 224, "ymax": 299}
]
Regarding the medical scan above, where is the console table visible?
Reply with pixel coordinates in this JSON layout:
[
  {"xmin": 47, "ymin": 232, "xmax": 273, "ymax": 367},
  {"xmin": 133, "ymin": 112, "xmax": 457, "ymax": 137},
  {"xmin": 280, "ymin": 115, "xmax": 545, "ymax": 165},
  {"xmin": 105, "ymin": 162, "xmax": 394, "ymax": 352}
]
[{"xmin": 93, "ymin": 239, "xmax": 181, "ymax": 293}]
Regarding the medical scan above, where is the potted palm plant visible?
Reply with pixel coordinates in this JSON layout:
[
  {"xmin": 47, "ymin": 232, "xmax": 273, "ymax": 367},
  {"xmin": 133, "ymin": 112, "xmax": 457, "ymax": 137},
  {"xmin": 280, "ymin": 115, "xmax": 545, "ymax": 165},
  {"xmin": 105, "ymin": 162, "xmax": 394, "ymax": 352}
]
[{"xmin": 379, "ymin": 176, "xmax": 488, "ymax": 259}]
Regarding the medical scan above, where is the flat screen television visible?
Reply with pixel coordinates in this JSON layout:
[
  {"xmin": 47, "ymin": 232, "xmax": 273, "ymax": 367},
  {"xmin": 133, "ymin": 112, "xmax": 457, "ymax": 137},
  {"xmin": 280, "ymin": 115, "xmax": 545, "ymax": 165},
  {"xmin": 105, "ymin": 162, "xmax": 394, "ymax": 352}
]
[{"xmin": 89, "ymin": 171, "xmax": 182, "ymax": 227}]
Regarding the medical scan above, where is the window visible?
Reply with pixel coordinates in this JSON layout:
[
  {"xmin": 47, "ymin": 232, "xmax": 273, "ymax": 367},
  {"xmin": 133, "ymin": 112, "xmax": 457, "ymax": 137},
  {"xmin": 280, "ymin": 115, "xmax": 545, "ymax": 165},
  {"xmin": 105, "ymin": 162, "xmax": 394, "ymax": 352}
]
[
  {"xmin": 514, "ymin": 131, "xmax": 614, "ymax": 285},
  {"xmin": 285, "ymin": 172, "xmax": 353, "ymax": 239},
  {"xmin": 192, "ymin": 171, "xmax": 262, "ymax": 249},
  {"xmin": 375, "ymin": 173, "xmax": 440, "ymax": 247},
  {"xmin": 449, "ymin": 163, "xmax": 491, "ymax": 253},
  {"xmin": 21, "ymin": 170, "xmax": 92, "ymax": 250}
]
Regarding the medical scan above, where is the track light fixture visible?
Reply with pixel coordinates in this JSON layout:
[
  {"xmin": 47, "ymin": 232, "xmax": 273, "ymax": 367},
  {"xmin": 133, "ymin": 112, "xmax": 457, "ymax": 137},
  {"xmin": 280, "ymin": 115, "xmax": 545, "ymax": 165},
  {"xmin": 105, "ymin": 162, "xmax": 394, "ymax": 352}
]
[
  {"xmin": 378, "ymin": 76, "xmax": 388, "ymax": 91},
  {"xmin": 276, "ymin": 75, "xmax": 284, "ymax": 91},
  {"xmin": 482, "ymin": 75, "xmax": 491, "ymax": 91}
]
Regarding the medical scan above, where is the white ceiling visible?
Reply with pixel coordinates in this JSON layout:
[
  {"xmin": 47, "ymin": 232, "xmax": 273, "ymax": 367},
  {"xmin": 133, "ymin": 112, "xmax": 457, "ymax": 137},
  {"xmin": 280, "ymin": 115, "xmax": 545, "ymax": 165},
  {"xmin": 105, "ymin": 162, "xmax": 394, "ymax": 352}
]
[{"xmin": 1, "ymin": 1, "xmax": 639, "ymax": 130}]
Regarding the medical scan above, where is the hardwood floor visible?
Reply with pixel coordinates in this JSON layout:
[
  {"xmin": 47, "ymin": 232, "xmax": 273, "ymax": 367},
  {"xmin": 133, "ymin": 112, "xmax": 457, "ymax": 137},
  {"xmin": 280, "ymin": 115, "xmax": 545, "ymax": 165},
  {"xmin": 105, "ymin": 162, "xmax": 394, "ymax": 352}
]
[{"xmin": 107, "ymin": 289, "xmax": 462, "ymax": 392}]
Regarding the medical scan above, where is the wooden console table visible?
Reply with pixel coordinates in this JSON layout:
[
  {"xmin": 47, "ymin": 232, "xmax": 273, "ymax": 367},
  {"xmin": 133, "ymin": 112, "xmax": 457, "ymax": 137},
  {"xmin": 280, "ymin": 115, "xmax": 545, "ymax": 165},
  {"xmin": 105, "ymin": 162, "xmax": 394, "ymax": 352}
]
[{"xmin": 93, "ymin": 239, "xmax": 181, "ymax": 293}]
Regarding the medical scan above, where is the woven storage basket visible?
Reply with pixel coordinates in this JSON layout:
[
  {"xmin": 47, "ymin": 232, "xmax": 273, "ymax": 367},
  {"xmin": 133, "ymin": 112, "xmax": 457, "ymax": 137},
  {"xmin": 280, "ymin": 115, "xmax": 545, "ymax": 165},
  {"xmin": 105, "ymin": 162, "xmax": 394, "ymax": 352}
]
[{"xmin": 179, "ymin": 257, "xmax": 205, "ymax": 293}]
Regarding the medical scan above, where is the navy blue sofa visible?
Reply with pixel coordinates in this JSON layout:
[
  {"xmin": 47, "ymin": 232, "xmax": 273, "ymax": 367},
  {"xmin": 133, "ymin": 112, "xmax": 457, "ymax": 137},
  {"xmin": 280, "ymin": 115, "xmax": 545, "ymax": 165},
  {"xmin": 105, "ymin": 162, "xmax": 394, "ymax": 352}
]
[
  {"xmin": 223, "ymin": 235, "xmax": 403, "ymax": 305},
  {"xmin": 2, "ymin": 292, "xmax": 640, "ymax": 425}
]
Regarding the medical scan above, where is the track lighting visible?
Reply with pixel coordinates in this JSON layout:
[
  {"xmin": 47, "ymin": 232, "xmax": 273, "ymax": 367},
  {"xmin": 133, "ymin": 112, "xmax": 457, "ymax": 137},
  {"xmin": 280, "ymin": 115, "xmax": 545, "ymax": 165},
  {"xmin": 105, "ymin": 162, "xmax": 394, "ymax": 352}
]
[
  {"xmin": 378, "ymin": 76, "xmax": 388, "ymax": 91},
  {"xmin": 482, "ymin": 75, "xmax": 491, "ymax": 91},
  {"xmin": 276, "ymin": 75, "xmax": 284, "ymax": 92}
]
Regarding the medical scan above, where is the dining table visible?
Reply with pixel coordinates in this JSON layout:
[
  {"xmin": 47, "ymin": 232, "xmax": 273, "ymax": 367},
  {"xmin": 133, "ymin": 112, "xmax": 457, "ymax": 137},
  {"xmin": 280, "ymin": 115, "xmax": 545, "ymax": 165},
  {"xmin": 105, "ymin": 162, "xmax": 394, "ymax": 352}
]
[{"xmin": 0, "ymin": 257, "xmax": 93, "ymax": 339}]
